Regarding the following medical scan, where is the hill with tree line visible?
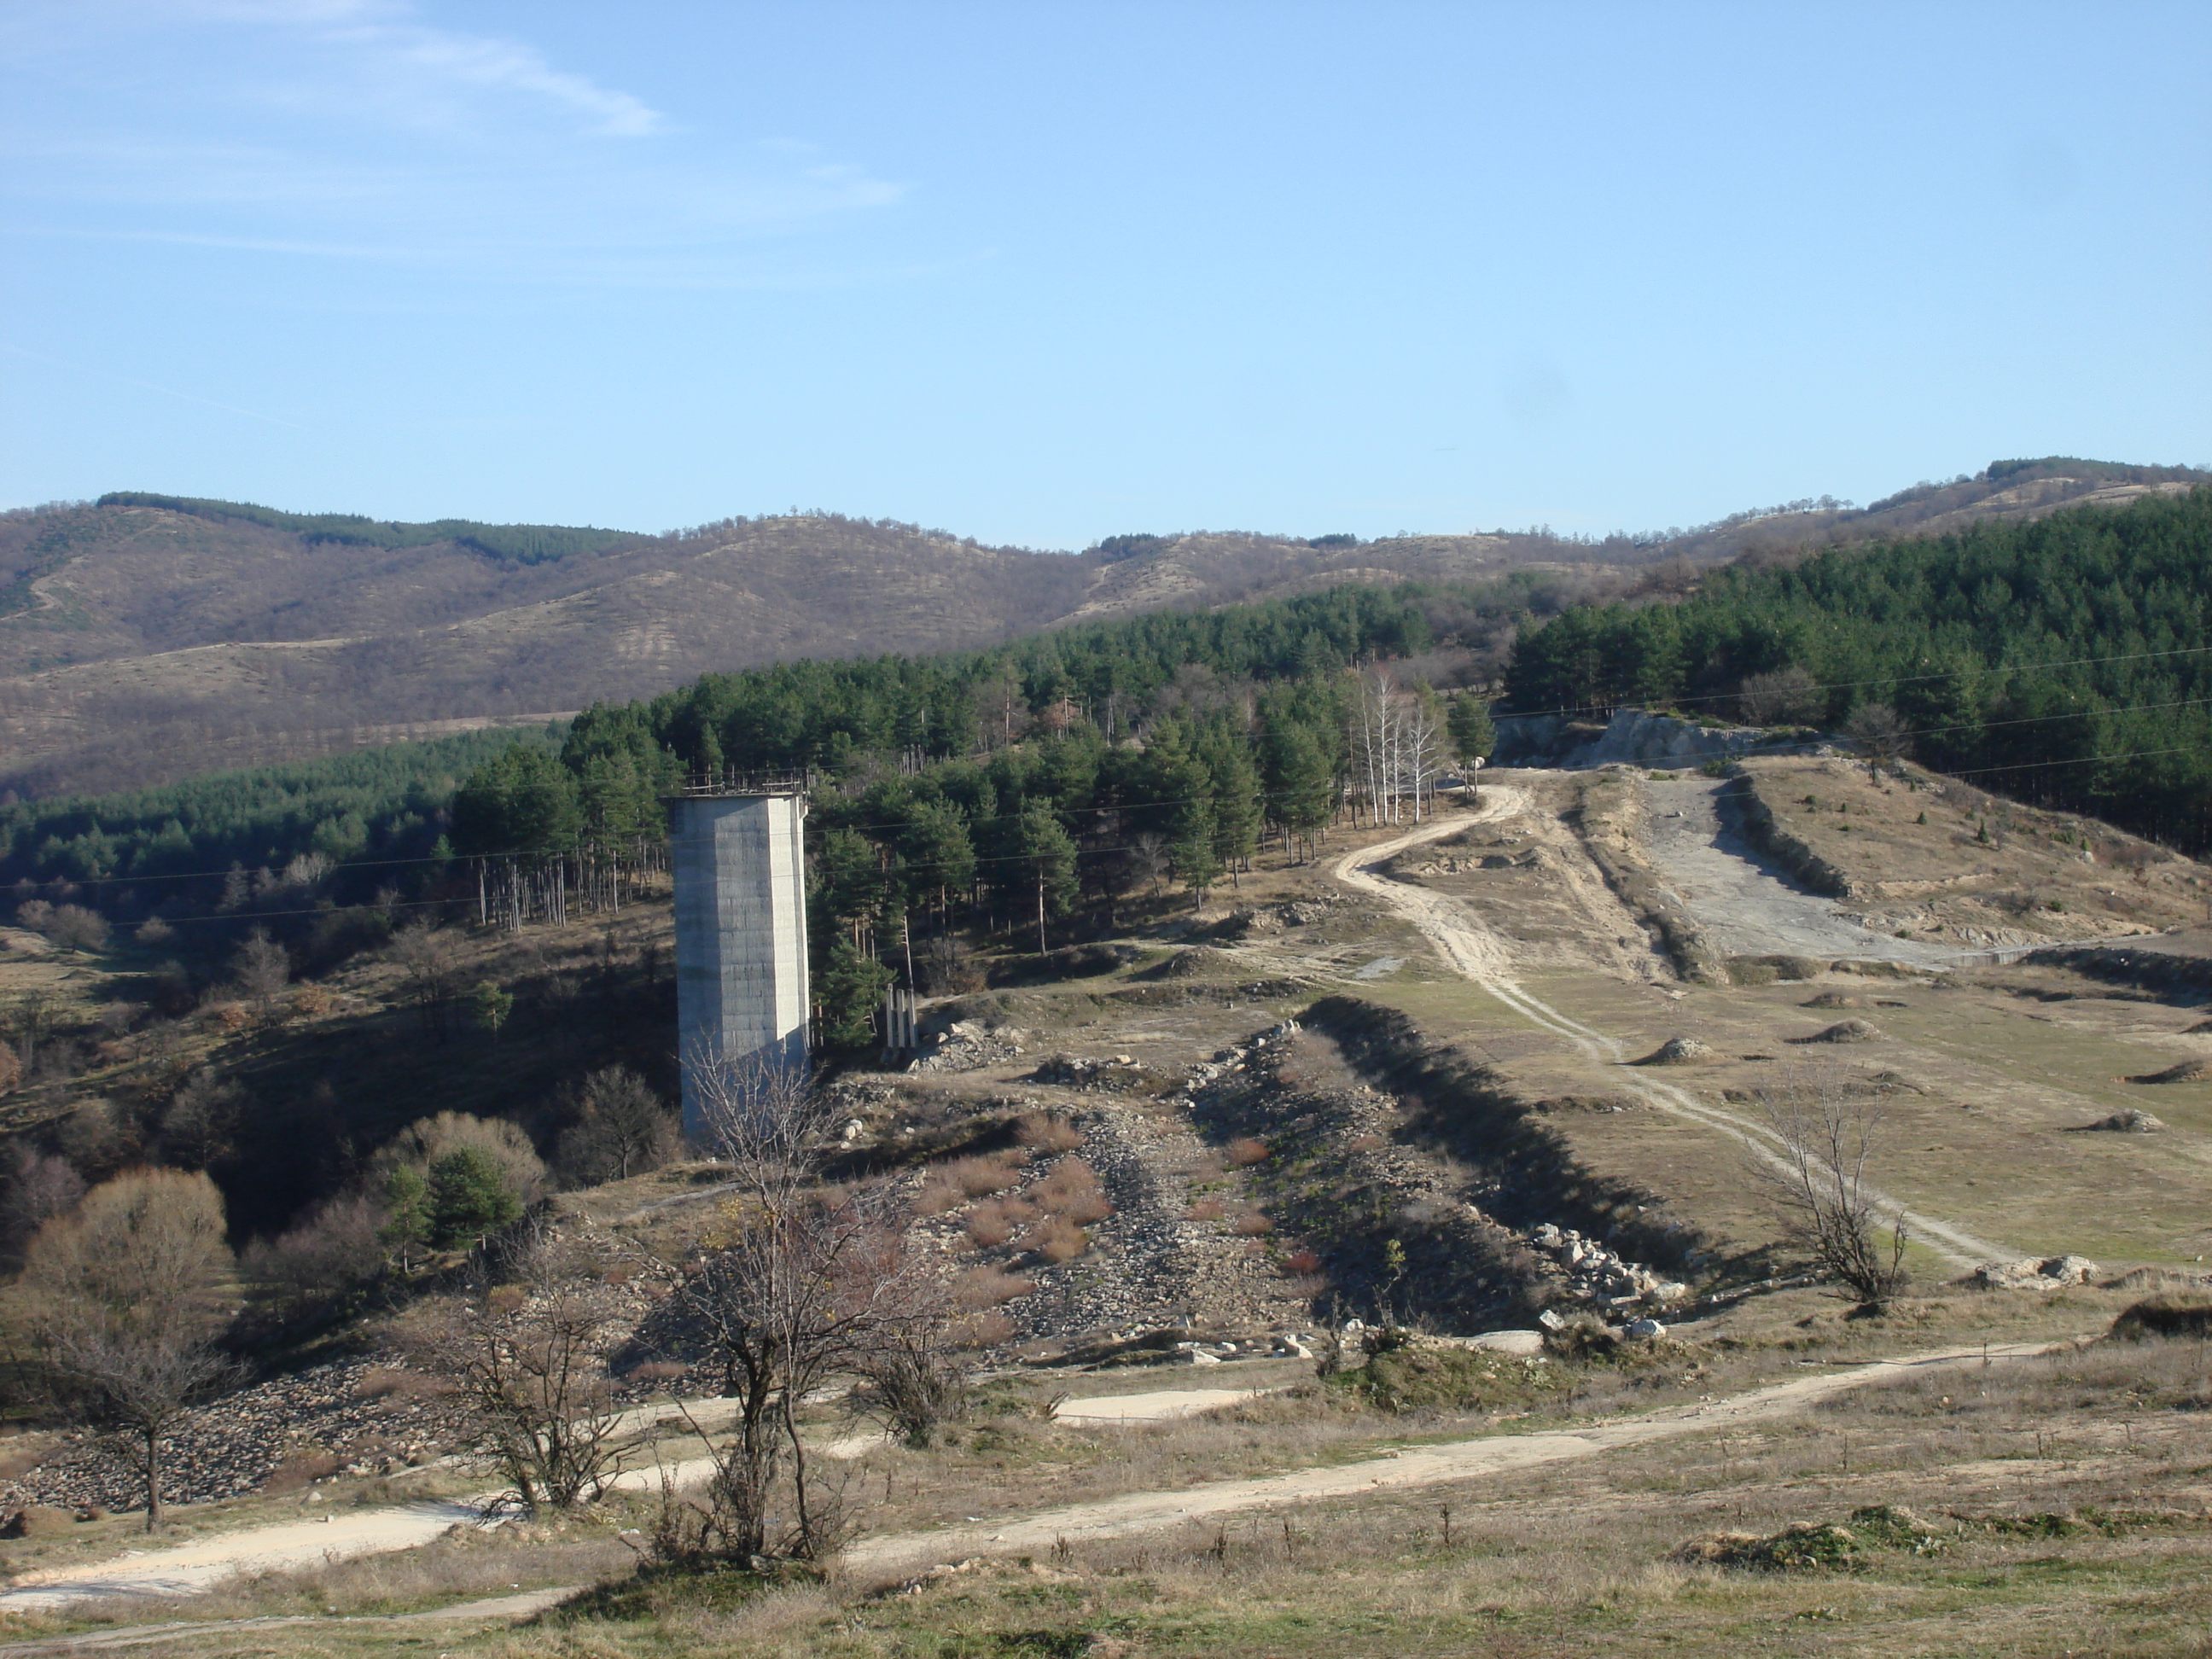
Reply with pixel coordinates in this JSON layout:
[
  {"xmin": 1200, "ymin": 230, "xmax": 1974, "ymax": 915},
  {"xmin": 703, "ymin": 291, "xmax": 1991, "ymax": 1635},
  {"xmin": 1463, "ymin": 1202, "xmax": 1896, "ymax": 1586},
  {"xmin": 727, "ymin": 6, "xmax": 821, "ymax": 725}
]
[
  {"xmin": 1505, "ymin": 484, "xmax": 2212, "ymax": 850},
  {"xmin": 3, "ymin": 457, "xmax": 2193, "ymax": 802}
]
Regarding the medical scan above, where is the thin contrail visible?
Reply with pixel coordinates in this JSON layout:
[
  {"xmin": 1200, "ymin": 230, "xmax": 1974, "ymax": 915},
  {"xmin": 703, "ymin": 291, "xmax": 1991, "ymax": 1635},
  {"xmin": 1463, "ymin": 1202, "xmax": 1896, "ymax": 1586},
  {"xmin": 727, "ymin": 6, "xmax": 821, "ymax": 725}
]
[{"xmin": 0, "ymin": 341, "xmax": 311, "ymax": 432}]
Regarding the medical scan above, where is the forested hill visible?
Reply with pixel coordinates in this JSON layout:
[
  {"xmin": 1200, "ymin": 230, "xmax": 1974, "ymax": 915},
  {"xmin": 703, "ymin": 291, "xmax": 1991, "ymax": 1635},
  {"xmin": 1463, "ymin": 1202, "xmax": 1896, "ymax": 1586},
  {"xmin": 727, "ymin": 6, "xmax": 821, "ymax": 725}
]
[
  {"xmin": 1505, "ymin": 486, "xmax": 2212, "ymax": 849},
  {"xmin": 5, "ymin": 458, "xmax": 2191, "ymax": 805},
  {"xmin": 0, "ymin": 498, "xmax": 1566, "ymax": 803}
]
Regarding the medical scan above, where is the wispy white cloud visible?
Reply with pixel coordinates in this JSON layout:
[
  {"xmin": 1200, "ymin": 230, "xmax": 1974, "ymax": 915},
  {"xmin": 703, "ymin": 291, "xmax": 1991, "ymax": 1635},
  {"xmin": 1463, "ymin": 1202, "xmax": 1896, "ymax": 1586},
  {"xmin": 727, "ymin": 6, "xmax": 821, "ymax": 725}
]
[
  {"xmin": 0, "ymin": 2, "xmax": 911, "ymax": 288},
  {"xmin": 122, "ymin": 0, "xmax": 664, "ymax": 137}
]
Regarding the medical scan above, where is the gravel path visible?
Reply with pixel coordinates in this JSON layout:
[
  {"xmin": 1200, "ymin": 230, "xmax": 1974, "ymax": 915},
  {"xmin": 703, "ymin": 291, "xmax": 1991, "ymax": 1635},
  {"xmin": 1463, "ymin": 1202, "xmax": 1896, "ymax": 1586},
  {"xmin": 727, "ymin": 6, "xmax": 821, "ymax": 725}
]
[
  {"xmin": 843, "ymin": 1341, "xmax": 2058, "ymax": 1569},
  {"xmin": 0, "ymin": 1344, "xmax": 2055, "ymax": 1626}
]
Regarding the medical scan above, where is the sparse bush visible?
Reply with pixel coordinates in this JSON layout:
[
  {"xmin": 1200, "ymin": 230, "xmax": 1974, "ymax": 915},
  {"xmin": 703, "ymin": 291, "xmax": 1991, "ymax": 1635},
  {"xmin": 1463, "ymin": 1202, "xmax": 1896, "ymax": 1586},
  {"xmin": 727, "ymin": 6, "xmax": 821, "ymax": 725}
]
[
  {"xmin": 1226, "ymin": 1137, "xmax": 1271, "ymax": 1167},
  {"xmin": 1020, "ymin": 1214, "xmax": 1090, "ymax": 1263},
  {"xmin": 1284, "ymin": 1248, "xmax": 1323, "ymax": 1275},
  {"xmin": 238, "ymin": 1193, "xmax": 383, "ymax": 1330},
  {"xmin": 1015, "ymin": 1113, "xmax": 1084, "ymax": 1153},
  {"xmin": 963, "ymin": 1196, "xmax": 1037, "ymax": 1249},
  {"xmin": 1185, "ymin": 1197, "xmax": 1226, "ymax": 1222},
  {"xmin": 46, "ymin": 905, "xmax": 110, "ymax": 956},
  {"xmin": 259, "ymin": 1449, "xmax": 341, "ymax": 1494},
  {"xmin": 1232, "ymin": 1210, "xmax": 1275, "ymax": 1236},
  {"xmin": 956, "ymin": 1266, "xmax": 1035, "ymax": 1308},
  {"xmin": 1029, "ymin": 1156, "xmax": 1103, "ymax": 1212}
]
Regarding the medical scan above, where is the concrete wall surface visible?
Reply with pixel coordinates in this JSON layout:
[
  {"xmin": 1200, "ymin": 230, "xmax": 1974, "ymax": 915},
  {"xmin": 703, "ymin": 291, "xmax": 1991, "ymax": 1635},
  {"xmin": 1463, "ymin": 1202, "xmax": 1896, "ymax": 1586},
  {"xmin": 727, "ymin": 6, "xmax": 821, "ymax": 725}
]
[{"xmin": 671, "ymin": 794, "xmax": 810, "ymax": 1138}]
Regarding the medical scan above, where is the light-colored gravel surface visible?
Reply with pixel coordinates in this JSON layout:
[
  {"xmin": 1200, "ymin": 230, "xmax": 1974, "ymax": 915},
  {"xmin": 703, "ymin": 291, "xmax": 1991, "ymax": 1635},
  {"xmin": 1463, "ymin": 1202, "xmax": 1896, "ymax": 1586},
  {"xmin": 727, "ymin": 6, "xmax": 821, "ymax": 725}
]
[{"xmin": 1640, "ymin": 776, "xmax": 1958, "ymax": 964}]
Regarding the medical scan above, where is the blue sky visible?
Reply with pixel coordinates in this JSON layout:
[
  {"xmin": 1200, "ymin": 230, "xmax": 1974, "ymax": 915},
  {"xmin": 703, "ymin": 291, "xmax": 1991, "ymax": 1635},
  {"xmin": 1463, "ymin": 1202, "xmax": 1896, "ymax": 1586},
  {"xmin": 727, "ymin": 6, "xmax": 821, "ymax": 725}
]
[{"xmin": 3, "ymin": 1, "xmax": 2207, "ymax": 548}]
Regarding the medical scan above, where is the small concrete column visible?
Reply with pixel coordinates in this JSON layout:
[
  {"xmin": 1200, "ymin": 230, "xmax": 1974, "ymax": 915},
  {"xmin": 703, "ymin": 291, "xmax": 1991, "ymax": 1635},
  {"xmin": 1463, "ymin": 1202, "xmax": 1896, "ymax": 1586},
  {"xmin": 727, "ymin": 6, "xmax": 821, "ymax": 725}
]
[{"xmin": 671, "ymin": 792, "xmax": 810, "ymax": 1142}]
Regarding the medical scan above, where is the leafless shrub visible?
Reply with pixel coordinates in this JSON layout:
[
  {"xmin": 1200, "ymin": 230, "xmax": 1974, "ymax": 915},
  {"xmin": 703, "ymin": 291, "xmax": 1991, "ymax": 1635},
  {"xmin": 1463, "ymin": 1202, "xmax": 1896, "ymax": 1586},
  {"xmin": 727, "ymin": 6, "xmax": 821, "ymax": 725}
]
[
  {"xmin": 554, "ymin": 1065, "xmax": 680, "ymax": 1186},
  {"xmin": 1226, "ymin": 1137, "xmax": 1271, "ymax": 1167},
  {"xmin": 956, "ymin": 1266, "xmax": 1035, "ymax": 1308},
  {"xmin": 259, "ymin": 1449, "xmax": 340, "ymax": 1494},
  {"xmin": 230, "ymin": 927, "xmax": 290, "ymax": 1016},
  {"xmin": 1, "ymin": 1150, "xmax": 84, "ymax": 1254},
  {"xmin": 159, "ymin": 1067, "xmax": 242, "ymax": 1171},
  {"xmin": 1845, "ymin": 701, "xmax": 1910, "ymax": 771},
  {"xmin": 1738, "ymin": 665, "xmax": 1824, "ymax": 726},
  {"xmin": 45, "ymin": 905, "xmax": 109, "ymax": 956},
  {"xmin": 1029, "ymin": 1156, "xmax": 1103, "ymax": 1213},
  {"xmin": 1232, "ymin": 1210, "xmax": 1275, "ymax": 1237},
  {"xmin": 1020, "ymin": 1214, "xmax": 1090, "ymax": 1263},
  {"xmin": 1185, "ymin": 1197, "xmax": 1226, "ymax": 1222},
  {"xmin": 949, "ymin": 1309, "xmax": 1016, "ymax": 1348},
  {"xmin": 237, "ymin": 1193, "xmax": 383, "ymax": 1330},
  {"xmin": 393, "ymin": 1221, "xmax": 641, "ymax": 1510},
  {"xmin": 1755, "ymin": 1067, "xmax": 1909, "ymax": 1306},
  {"xmin": 355, "ymin": 1366, "xmax": 446, "ymax": 1402},
  {"xmin": 963, "ymin": 1196, "xmax": 1037, "ymax": 1249},
  {"xmin": 1015, "ymin": 1113, "xmax": 1084, "ymax": 1153}
]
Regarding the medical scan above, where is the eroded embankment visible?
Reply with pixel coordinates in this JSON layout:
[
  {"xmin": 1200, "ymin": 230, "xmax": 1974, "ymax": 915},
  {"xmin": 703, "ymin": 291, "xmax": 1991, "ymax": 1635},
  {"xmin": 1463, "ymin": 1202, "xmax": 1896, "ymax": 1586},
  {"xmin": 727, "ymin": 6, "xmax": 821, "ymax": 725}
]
[
  {"xmin": 1725, "ymin": 771, "xmax": 1858, "ymax": 899},
  {"xmin": 1569, "ymin": 767, "xmax": 1727, "ymax": 985},
  {"xmin": 2017, "ymin": 945, "xmax": 2212, "ymax": 1001},
  {"xmin": 1190, "ymin": 997, "xmax": 1708, "ymax": 1330}
]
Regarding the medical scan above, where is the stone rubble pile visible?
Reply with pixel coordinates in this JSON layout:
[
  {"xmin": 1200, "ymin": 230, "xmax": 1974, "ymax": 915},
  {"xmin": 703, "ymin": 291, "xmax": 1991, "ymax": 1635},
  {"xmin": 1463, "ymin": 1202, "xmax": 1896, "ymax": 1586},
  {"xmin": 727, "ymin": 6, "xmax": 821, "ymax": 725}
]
[
  {"xmin": 0, "ymin": 1358, "xmax": 471, "ymax": 1516},
  {"xmin": 1526, "ymin": 1222, "xmax": 1689, "ymax": 1310},
  {"xmin": 1970, "ymin": 1254, "xmax": 2102, "ymax": 1291},
  {"xmin": 911, "ymin": 1021, "xmax": 1025, "ymax": 1073}
]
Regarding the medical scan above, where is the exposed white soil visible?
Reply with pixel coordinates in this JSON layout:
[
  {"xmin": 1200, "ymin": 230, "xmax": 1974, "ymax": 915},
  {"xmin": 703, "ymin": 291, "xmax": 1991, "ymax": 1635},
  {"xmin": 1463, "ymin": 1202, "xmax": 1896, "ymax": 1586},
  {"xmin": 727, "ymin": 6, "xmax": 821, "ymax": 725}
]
[{"xmin": 1639, "ymin": 775, "xmax": 1959, "ymax": 964}]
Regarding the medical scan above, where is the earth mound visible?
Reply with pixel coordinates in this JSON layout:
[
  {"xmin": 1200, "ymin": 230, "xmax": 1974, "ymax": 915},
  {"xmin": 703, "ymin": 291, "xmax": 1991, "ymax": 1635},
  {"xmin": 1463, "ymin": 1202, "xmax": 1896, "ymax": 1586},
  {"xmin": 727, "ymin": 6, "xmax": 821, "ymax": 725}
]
[
  {"xmin": 1789, "ymin": 1018, "xmax": 1883, "ymax": 1045},
  {"xmin": 2076, "ymin": 1108, "xmax": 2166, "ymax": 1132},
  {"xmin": 1144, "ymin": 946, "xmax": 1241, "ymax": 981},
  {"xmin": 1631, "ymin": 1036, "xmax": 1719, "ymax": 1066},
  {"xmin": 2126, "ymin": 1059, "xmax": 2209, "ymax": 1085}
]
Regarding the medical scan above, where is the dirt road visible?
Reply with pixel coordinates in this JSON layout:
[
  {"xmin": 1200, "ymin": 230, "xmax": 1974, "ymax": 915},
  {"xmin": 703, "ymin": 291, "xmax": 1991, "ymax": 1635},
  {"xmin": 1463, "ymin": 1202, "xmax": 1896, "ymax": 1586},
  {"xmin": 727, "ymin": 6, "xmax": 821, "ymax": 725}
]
[
  {"xmin": 843, "ymin": 1341, "xmax": 2052, "ymax": 1569},
  {"xmin": 1331, "ymin": 795, "xmax": 2014, "ymax": 1268}
]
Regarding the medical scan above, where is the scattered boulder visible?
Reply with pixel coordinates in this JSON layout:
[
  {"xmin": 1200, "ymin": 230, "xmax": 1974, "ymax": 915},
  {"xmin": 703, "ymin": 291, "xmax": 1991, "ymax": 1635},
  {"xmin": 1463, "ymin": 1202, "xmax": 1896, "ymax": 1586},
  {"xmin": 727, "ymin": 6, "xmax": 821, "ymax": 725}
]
[
  {"xmin": 1633, "ymin": 1036, "xmax": 1719, "ymax": 1066},
  {"xmin": 2076, "ymin": 1109, "xmax": 2166, "ymax": 1133},
  {"xmin": 2126, "ymin": 1059, "xmax": 2209, "ymax": 1085},
  {"xmin": 1802, "ymin": 992, "xmax": 1864, "ymax": 1010},
  {"xmin": 1789, "ymin": 1018, "xmax": 1883, "ymax": 1045},
  {"xmin": 1447, "ymin": 1330, "xmax": 1546, "ymax": 1357},
  {"xmin": 2186, "ymin": 1018, "xmax": 2212, "ymax": 1035},
  {"xmin": 1970, "ymin": 1254, "xmax": 2101, "ymax": 1290},
  {"xmin": 1623, "ymin": 1318, "xmax": 1667, "ymax": 1341}
]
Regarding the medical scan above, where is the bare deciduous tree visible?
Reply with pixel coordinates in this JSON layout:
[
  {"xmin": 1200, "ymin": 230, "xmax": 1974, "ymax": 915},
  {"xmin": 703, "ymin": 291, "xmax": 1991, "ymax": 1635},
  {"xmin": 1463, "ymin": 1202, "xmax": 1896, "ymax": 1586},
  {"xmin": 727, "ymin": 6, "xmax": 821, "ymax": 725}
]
[
  {"xmin": 556, "ymin": 1066, "xmax": 680, "ymax": 1186},
  {"xmin": 230, "ymin": 927, "xmax": 291, "ymax": 1019},
  {"xmin": 160, "ymin": 1067, "xmax": 242, "ymax": 1171},
  {"xmin": 1755, "ymin": 1069, "xmax": 1910, "ymax": 1306},
  {"xmin": 1355, "ymin": 671, "xmax": 1447, "ymax": 826},
  {"xmin": 1738, "ymin": 665, "xmax": 1825, "ymax": 727},
  {"xmin": 388, "ymin": 923, "xmax": 463, "ymax": 1037},
  {"xmin": 1844, "ymin": 701, "xmax": 1911, "ymax": 775},
  {"xmin": 657, "ymin": 1047, "xmax": 952, "ymax": 1564},
  {"xmin": 397, "ymin": 1221, "xmax": 642, "ymax": 1510},
  {"xmin": 18, "ymin": 1170, "xmax": 237, "ymax": 1529}
]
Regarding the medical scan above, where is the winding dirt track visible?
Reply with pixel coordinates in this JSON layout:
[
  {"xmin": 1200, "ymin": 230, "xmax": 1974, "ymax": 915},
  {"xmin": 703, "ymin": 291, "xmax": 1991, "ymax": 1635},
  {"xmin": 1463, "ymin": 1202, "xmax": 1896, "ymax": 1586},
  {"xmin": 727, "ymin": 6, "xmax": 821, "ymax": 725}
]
[
  {"xmin": 1330, "ymin": 793, "xmax": 2014, "ymax": 1268},
  {"xmin": 844, "ymin": 1341, "xmax": 2051, "ymax": 1569}
]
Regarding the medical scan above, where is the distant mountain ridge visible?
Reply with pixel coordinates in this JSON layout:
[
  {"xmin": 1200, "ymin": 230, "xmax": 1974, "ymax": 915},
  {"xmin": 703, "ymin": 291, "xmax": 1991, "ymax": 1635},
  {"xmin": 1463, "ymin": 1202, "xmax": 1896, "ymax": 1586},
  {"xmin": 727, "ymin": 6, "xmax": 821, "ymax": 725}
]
[{"xmin": 0, "ymin": 457, "xmax": 2197, "ymax": 800}]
